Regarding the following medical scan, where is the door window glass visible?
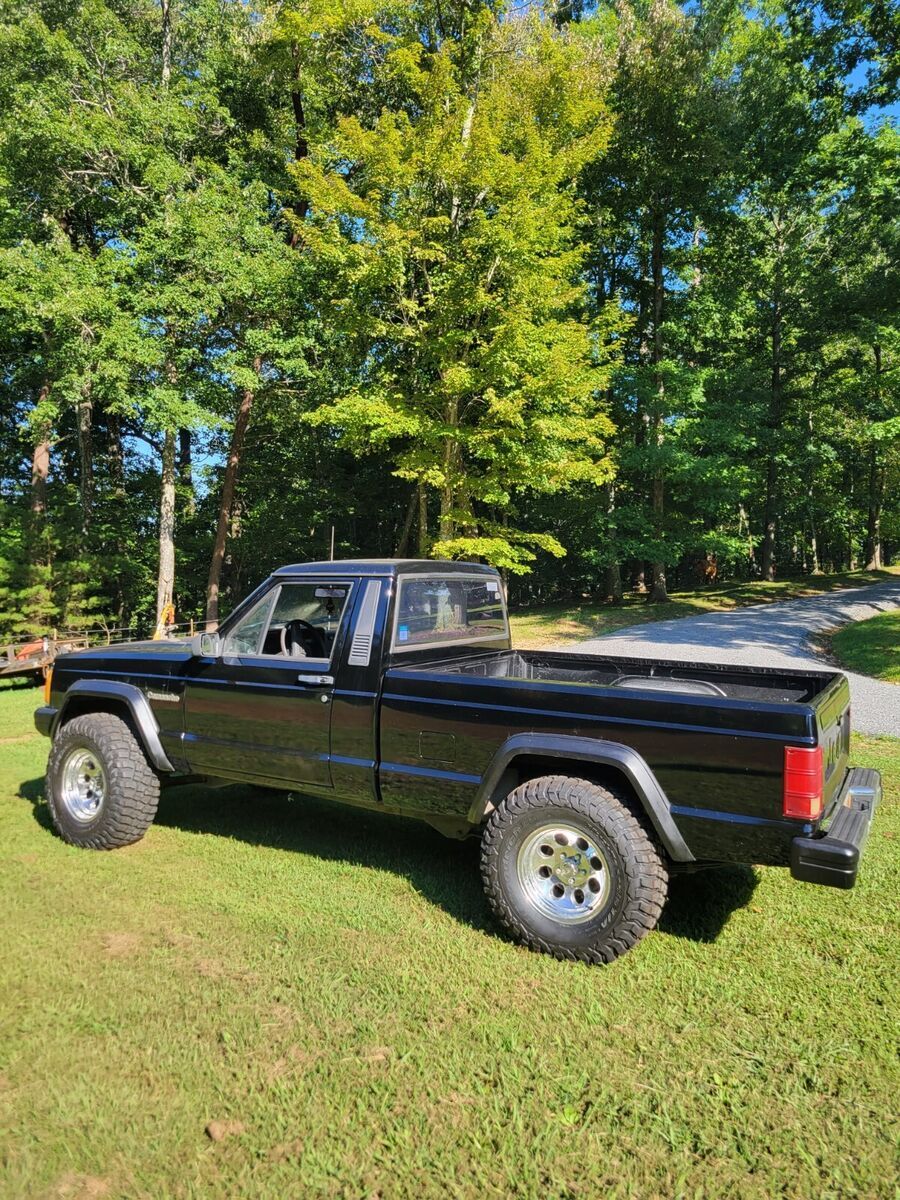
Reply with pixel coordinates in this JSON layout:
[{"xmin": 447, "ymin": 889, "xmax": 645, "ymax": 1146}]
[
  {"xmin": 222, "ymin": 591, "xmax": 277, "ymax": 657},
  {"xmin": 222, "ymin": 583, "xmax": 350, "ymax": 661}
]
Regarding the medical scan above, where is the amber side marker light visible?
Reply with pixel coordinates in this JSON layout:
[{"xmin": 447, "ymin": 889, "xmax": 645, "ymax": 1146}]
[
  {"xmin": 783, "ymin": 745, "xmax": 824, "ymax": 820},
  {"xmin": 43, "ymin": 665, "xmax": 53, "ymax": 706}
]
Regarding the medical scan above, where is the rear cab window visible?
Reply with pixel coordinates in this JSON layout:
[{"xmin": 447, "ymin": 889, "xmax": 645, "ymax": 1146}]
[{"xmin": 392, "ymin": 574, "xmax": 507, "ymax": 654}]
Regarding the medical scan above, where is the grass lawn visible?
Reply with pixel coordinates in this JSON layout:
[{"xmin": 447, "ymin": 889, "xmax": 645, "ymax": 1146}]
[
  {"xmin": 1, "ymin": 680, "xmax": 898, "ymax": 1198},
  {"xmin": 510, "ymin": 565, "xmax": 900, "ymax": 648},
  {"xmin": 830, "ymin": 610, "xmax": 900, "ymax": 684}
]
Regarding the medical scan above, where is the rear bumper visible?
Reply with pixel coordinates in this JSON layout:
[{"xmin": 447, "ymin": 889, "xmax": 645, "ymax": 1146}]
[
  {"xmin": 34, "ymin": 706, "xmax": 57, "ymax": 737},
  {"xmin": 791, "ymin": 767, "xmax": 881, "ymax": 889}
]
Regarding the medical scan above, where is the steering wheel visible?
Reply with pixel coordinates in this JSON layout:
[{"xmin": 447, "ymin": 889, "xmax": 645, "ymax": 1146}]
[{"xmin": 280, "ymin": 619, "xmax": 324, "ymax": 659}]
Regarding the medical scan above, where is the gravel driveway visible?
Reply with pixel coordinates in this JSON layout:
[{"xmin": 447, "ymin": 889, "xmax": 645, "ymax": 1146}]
[{"xmin": 567, "ymin": 579, "xmax": 900, "ymax": 737}]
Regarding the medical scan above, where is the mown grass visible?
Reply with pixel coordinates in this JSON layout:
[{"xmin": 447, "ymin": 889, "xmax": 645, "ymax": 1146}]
[
  {"xmin": 510, "ymin": 566, "xmax": 900, "ymax": 648},
  {"xmin": 0, "ymin": 678, "xmax": 44, "ymax": 740},
  {"xmin": 1, "ymin": 691, "xmax": 898, "ymax": 1198},
  {"xmin": 830, "ymin": 610, "xmax": 900, "ymax": 684}
]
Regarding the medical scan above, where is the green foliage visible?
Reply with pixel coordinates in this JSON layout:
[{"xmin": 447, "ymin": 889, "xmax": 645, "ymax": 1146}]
[
  {"xmin": 0, "ymin": 0, "xmax": 897, "ymax": 633},
  {"xmin": 296, "ymin": 10, "xmax": 621, "ymax": 570}
]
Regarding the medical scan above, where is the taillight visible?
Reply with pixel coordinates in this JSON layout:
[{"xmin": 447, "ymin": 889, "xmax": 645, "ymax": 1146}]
[
  {"xmin": 784, "ymin": 745, "xmax": 823, "ymax": 820},
  {"xmin": 43, "ymin": 666, "xmax": 53, "ymax": 706}
]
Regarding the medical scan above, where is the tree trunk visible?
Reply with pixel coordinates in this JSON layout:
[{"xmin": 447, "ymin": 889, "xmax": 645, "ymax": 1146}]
[
  {"xmin": 161, "ymin": 0, "xmax": 173, "ymax": 86},
  {"xmin": 205, "ymin": 359, "xmax": 260, "ymax": 629},
  {"xmin": 31, "ymin": 390, "xmax": 51, "ymax": 527},
  {"xmin": 439, "ymin": 397, "xmax": 459, "ymax": 541},
  {"xmin": 864, "ymin": 446, "xmax": 883, "ymax": 570},
  {"xmin": 761, "ymin": 460, "xmax": 777, "ymax": 580},
  {"xmin": 738, "ymin": 503, "xmax": 756, "ymax": 576},
  {"xmin": 156, "ymin": 0, "xmax": 176, "ymax": 620},
  {"xmin": 287, "ymin": 49, "xmax": 310, "ymax": 244},
  {"xmin": 602, "ymin": 484, "xmax": 623, "ymax": 604},
  {"xmin": 649, "ymin": 560, "xmax": 668, "ymax": 604},
  {"xmin": 107, "ymin": 411, "xmax": 125, "ymax": 499},
  {"xmin": 805, "ymin": 410, "xmax": 820, "ymax": 573},
  {"xmin": 156, "ymin": 430, "xmax": 176, "ymax": 622},
  {"xmin": 865, "ymin": 344, "xmax": 884, "ymax": 570},
  {"xmin": 107, "ymin": 411, "xmax": 127, "ymax": 621},
  {"xmin": 808, "ymin": 522, "xmax": 820, "ymax": 575},
  {"xmin": 31, "ymin": 436, "xmax": 50, "ymax": 520},
  {"xmin": 439, "ymin": 483, "xmax": 454, "ymax": 540},
  {"xmin": 761, "ymin": 232, "xmax": 784, "ymax": 582},
  {"xmin": 417, "ymin": 483, "xmax": 428, "ymax": 555},
  {"xmin": 178, "ymin": 427, "xmax": 195, "ymax": 514},
  {"xmin": 647, "ymin": 471, "xmax": 668, "ymax": 602},
  {"xmin": 450, "ymin": 100, "xmax": 476, "ymax": 232},
  {"xmin": 647, "ymin": 208, "xmax": 668, "ymax": 604},
  {"xmin": 77, "ymin": 385, "xmax": 94, "ymax": 533},
  {"xmin": 395, "ymin": 488, "xmax": 417, "ymax": 557},
  {"xmin": 604, "ymin": 562, "xmax": 623, "ymax": 605}
]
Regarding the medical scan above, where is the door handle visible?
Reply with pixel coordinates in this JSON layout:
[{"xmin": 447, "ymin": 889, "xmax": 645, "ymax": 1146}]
[{"xmin": 296, "ymin": 674, "xmax": 334, "ymax": 687}]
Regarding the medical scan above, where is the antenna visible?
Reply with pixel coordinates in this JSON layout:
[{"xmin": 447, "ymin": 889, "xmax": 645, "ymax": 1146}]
[{"xmin": 329, "ymin": 525, "xmax": 335, "ymax": 561}]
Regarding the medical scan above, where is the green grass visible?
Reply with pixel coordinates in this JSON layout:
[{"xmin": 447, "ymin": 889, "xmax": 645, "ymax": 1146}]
[
  {"xmin": 1, "ymin": 693, "xmax": 898, "ymax": 1198},
  {"xmin": 0, "ymin": 677, "xmax": 45, "ymax": 740},
  {"xmin": 830, "ymin": 610, "xmax": 900, "ymax": 684},
  {"xmin": 510, "ymin": 566, "xmax": 900, "ymax": 648}
]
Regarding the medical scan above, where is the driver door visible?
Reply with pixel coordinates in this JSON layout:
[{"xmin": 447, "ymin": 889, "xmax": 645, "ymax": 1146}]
[{"xmin": 181, "ymin": 580, "xmax": 352, "ymax": 787}]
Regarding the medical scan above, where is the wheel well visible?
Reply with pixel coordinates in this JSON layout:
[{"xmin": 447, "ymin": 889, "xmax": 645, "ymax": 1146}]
[
  {"xmin": 54, "ymin": 688, "xmax": 174, "ymax": 774},
  {"xmin": 482, "ymin": 754, "xmax": 663, "ymax": 850},
  {"xmin": 58, "ymin": 695, "xmax": 132, "ymax": 728}
]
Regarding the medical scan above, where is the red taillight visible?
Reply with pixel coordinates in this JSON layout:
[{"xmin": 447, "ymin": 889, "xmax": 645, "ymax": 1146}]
[{"xmin": 784, "ymin": 746, "xmax": 824, "ymax": 820}]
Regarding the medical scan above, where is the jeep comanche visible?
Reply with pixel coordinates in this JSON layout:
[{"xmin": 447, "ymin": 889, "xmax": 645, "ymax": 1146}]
[{"xmin": 35, "ymin": 559, "xmax": 880, "ymax": 963}]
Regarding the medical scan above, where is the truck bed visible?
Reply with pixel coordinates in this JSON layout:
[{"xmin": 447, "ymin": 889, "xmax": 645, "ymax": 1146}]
[
  {"xmin": 380, "ymin": 647, "xmax": 851, "ymax": 864},
  {"xmin": 419, "ymin": 648, "xmax": 837, "ymax": 706}
]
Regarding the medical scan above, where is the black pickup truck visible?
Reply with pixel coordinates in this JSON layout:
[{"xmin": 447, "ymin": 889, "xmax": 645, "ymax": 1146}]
[{"xmin": 35, "ymin": 559, "xmax": 880, "ymax": 963}]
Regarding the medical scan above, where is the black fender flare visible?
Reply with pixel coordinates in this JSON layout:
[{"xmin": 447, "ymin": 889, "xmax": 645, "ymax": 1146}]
[
  {"xmin": 466, "ymin": 732, "xmax": 694, "ymax": 863},
  {"xmin": 53, "ymin": 679, "xmax": 174, "ymax": 773}
]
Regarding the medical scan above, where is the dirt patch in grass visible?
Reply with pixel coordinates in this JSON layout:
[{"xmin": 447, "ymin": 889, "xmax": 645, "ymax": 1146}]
[
  {"xmin": 267, "ymin": 1137, "xmax": 305, "ymax": 1163},
  {"xmin": 99, "ymin": 931, "xmax": 143, "ymax": 958},
  {"xmin": 53, "ymin": 1174, "xmax": 111, "ymax": 1199},
  {"xmin": 205, "ymin": 1118, "xmax": 246, "ymax": 1142}
]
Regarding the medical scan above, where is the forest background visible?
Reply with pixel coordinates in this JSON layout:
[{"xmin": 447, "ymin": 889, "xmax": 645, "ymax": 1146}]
[{"xmin": 0, "ymin": 0, "xmax": 897, "ymax": 638}]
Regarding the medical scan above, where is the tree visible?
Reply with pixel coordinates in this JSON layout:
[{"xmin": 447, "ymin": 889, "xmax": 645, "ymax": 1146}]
[
  {"xmin": 295, "ymin": 7, "xmax": 621, "ymax": 572},
  {"xmin": 581, "ymin": 0, "xmax": 733, "ymax": 600}
]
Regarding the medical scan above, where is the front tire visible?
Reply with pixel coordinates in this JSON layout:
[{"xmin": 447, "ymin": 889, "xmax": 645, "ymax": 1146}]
[
  {"xmin": 480, "ymin": 775, "xmax": 668, "ymax": 964},
  {"xmin": 46, "ymin": 713, "xmax": 160, "ymax": 849}
]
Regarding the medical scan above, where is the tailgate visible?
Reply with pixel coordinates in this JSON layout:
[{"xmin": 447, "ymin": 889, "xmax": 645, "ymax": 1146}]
[{"xmin": 813, "ymin": 674, "xmax": 852, "ymax": 818}]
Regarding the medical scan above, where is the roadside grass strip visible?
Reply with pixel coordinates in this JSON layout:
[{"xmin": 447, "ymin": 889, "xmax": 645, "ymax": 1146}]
[{"xmin": 830, "ymin": 610, "xmax": 900, "ymax": 684}]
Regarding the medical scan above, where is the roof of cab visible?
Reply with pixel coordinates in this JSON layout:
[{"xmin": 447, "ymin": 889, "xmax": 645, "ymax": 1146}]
[{"xmin": 271, "ymin": 559, "xmax": 499, "ymax": 579}]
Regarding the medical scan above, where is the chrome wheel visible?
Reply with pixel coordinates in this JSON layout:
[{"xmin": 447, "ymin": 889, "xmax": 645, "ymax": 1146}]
[
  {"xmin": 59, "ymin": 746, "xmax": 107, "ymax": 823},
  {"xmin": 516, "ymin": 822, "xmax": 611, "ymax": 925}
]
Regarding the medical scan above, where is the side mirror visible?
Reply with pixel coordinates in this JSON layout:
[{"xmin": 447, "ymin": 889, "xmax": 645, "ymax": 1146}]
[{"xmin": 190, "ymin": 631, "xmax": 221, "ymax": 658}]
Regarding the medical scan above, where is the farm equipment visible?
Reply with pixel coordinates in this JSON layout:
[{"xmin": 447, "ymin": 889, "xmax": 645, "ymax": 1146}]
[{"xmin": 0, "ymin": 635, "xmax": 89, "ymax": 684}]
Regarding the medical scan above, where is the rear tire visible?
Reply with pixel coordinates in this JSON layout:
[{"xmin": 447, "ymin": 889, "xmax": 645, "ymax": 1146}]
[
  {"xmin": 480, "ymin": 775, "xmax": 668, "ymax": 964},
  {"xmin": 46, "ymin": 713, "xmax": 160, "ymax": 849}
]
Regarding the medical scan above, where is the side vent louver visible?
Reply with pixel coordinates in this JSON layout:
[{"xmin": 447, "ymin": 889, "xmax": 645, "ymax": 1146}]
[{"xmin": 348, "ymin": 580, "xmax": 380, "ymax": 666}]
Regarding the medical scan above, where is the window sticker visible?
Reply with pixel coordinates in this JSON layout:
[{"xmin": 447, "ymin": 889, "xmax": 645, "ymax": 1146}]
[{"xmin": 398, "ymin": 624, "xmax": 409, "ymax": 642}]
